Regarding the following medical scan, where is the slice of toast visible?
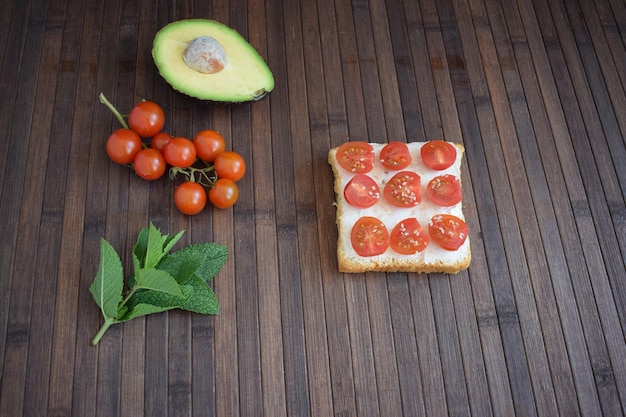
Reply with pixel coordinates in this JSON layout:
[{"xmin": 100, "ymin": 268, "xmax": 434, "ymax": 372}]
[{"xmin": 328, "ymin": 141, "xmax": 471, "ymax": 274}]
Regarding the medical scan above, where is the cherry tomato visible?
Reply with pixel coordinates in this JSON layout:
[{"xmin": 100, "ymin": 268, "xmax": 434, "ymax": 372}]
[
  {"xmin": 150, "ymin": 132, "xmax": 172, "ymax": 152},
  {"xmin": 164, "ymin": 137, "xmax": 197, "ymax": 168},
  {"xmin": 106, "ymin": 128, "xmax": 143, "ymax": 164},
  {"xmin": 380, "ymin": 142, "xmax": 412, "ymax": 170},
  {"xmin": 214, "ymin": 151, "xmax": 246, "ymax": 182},
  {"xmin": 133, "ymin": 148, "xmax": 166, "ymax": 180},
  {"xmin": 208, "ymin": 178, "xmax": 239, "ymax": 209},
  {"xmin": 344, "ymin": 174, "xmax": 380, "ymax": 208},
  {"xmin": 350, "ymin": 216, "xmax": 389, "ymax": 257},
  {"xmin": 336, "ymin": 141, "xmax": 375, "ymax": 173},
  {"xmin": 193, "ymin": 129, "xmax": 225, "ymax": 162},
  {"xmin": 428, "ymin": 214, "xmax": 469, "ymax": 251},
  {"xmin": 128, "ymin": 101, "xmax": 165, "ymax": 138},
  {"xmin": 390, "ymin": 218, "xmax": 429, "ymax": 255},
  {"xmin": 383, "ymin": 171, "xmax": 421, "ymax": 207},
  {"xmin": 420, "ymin": 140, "xmax": 457, "ymax": 170},
  {"xmin": 427, "ymin": 174, "xmax": 462, "ymax": 206},
  {"xmin": 174, "ymin": 181, "xmax": 207, "ymax": 215}
]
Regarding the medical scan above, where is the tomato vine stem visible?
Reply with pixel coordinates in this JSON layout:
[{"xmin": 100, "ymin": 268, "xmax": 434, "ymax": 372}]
[{"xmin": 99, "ymin": 93, "xmax": 130, "ymax": 129}]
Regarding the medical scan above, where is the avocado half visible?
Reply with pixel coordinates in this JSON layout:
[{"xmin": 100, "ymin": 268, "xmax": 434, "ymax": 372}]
[{"xmin": 152, "ymin": 19, "xmax": 274, "ymax": 102}]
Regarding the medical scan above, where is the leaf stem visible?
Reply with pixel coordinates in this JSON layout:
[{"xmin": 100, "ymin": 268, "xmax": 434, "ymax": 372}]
[
  {"xmin": 91, "ymin": 286, "xmax": 138, "ymax": 345},
  {"xmin": 99, "ymin": 92, "xmax": 130, "ymax": 129},
  {"xmin": 91, "ymin": 317, "xmax": 115, "ymax": 345}
]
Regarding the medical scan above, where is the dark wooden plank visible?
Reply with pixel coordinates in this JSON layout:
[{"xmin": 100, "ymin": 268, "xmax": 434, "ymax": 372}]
[
  {"xmin": 0, "ymin": 0, "xmax": 51, "ymax": 415},
  {"xmin": 494, "ymin": 0, "xmax": 610, "ymax": 415},
  {"xmin": 0, "ymin": 0, "xmax": 39, "ymax": 392},
  {"xmin": 462, "ymin": 0, "xmax": 587, "ymax": 415},
  {"xmin": 221, "ymin": 7, "xmax": 265, "ymax": 417},
  {"xmin": 337, "ymin": 0, "xmax": 390, "ymax": 415},
  {"xmin": 313, "ymin": 0, "xmax": 361, "ymax": 414},
  {"xmin": 242, "ymin": 4, "xmax": 288, "ymax": 416},
  {"xmin": 144, "ymin": 3, "xmax": 176, "ymax": 417},
  {"xmin": 206, "ymin": 3, "xmax": 239, "ymax": 417},
  {"xmin": 55, "ymin": 0, "xmax": 108, "ymax": 416},
  {"xmin": 559, "ymin": 0, "xmax": 626, "ymax": 316},
  {"xmin": 445, "ymin": 0, "xmax": 542, "ymax": 414},
  {"xmin": 70, "ymin": 0, "xmax": 122, "ymax": 414},
  {"xmin": 297, "ymin": 0, "xmax": 340, "ymax": 415},
  {"xmin": 358, "ymin": 7, "xmax": 409, "ymax": 410},
  {"xmin": 541, "ymin": 0, "xmax": 626, "ymax": 407},
  {"xmin": 425, "ymin": 2, "xmax": 498, "ymax": 416},
  {"xmin": 515, "ymin": 0, "xmax": 626, "ymax": 414}
]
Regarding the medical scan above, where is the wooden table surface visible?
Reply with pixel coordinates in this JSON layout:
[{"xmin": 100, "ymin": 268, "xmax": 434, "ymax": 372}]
[{"xmin": 1, "ymin": 0, "xmax": 626, "ymax": 415}]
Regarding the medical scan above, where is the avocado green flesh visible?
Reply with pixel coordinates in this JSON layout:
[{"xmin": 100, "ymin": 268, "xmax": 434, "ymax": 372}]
[{"xmin": 152, "ymin": 19, "xmax": 274, "ymax": 102}]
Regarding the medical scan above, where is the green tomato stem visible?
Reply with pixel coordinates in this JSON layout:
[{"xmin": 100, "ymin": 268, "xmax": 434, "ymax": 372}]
[{"xmin": 99, "ymin": 92, "xmax": 130, "ymax": 130}]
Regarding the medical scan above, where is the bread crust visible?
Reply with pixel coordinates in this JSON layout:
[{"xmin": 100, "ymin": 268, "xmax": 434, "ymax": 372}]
[{"xmin": 329, "ymin": 142, "xmax": 471, "ymax": 274}]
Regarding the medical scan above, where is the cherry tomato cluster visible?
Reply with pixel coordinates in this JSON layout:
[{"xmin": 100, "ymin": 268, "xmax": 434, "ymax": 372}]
[{"xmin": 100, "ymin": 93, "xmax": 246, "ymax": 215}]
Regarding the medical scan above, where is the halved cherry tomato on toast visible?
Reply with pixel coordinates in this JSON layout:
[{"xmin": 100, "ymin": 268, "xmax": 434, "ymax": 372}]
[
  {"xmin": 344, "ymin": 174, "xmax": 380, "ymax": 208},
  {"xmin": 384, "ymin": 171, "xmax": 421, "ymax": 207},
  {"xmin": 390, "ymin": 218, "xmax": 430, "ymax": 255},
  {"xmin": 428, "ymin": 214, "xmax": 469, "ymax": 251},
  {"xmin": 420, "ymin": 140, "xmax": 457, "ymax": 170},
  {"xmin": 350, "ymin": 216, "xmax": 389, "ymax": 257},
  {"xmin": 426, "ymin": 174, "xmax": 462, "ymax": 206},
  {"xmin": 336, "ymin": 141, "xmax": 375, "ymax": 173},
  {"xmin": 380, "ymin": 142, "xmax": 412, "ymax": 170}
]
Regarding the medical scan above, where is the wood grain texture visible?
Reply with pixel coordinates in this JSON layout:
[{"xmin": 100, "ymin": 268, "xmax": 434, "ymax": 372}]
[{"xmin": 1, "ymin": 0, "xmax": 625, "ymax": 415}]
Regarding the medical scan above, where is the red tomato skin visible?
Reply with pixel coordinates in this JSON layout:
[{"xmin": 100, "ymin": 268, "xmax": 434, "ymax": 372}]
[
  {"xmin": 336, "ymin": 141, "xmax": 375, "ymax": 174},
  {"xmin": 174, "ymin": 182, "xmax": 207, "ymax": 215},
  {"xmin": 128, "ymin": 101, "xmax": 165, "ymax": 138},
  {"xmin": 344, "ymin": 174, "xmax": 380, "ymax": 208},
  {"xmin": 164, "ymin": 137, "xmax": 197, "ymax": 168},
  {"xmin": 214, "ymin": 151, "xmax": 246, "ymax": 182},
  {"xmin": 350, "ymin": 216, "xmax": 390, "ymax": 257},
  {"xmin": 390, "ymin": 218, "xmax": 430, "ymax": 255},
  {"xmin": 150, "ymin": 132, "xmax": 173, "ymax": 152},
  {"xmin": 428, "ymin": 214, "xmax": 469, "ymax": 251},
  {"xmin": 420, "ymin": 140, "xmax": 457, "ymax": 170},
  {"xmin": 426, "ymin": 174, "xmax": 462, "ymax": 207},
  {"xmin": 209, "ymin": 178, "xmax": 239, "ymax": 209},
  {"xmin": 383, "ymin": 171, "xmax": 422, "ymax": 207},
  {"xmin": 380, "ymin": 142, "xmax": 412, "ymax": 170},
  {"xmin": 193, "ymin": 130, "xmax": 225, "ymax": 162},
  {"xmin": 133, "ymin": 148, "xmax": 166, "ymax": 180},
  {"xmin": 106, "ymin": 128, "xmax": 143, "ymax": 165}
]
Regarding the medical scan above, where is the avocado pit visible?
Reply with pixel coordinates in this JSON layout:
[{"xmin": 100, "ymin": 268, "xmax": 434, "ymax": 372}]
[{"xmin": 183, "ymin": 36, "xmax": 227, "ymax": 74}]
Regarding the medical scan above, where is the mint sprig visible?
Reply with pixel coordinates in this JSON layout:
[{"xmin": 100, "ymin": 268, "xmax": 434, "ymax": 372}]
[{"xmin": 89, "ymin": 223, "xmax": 227, "ymax": 345}]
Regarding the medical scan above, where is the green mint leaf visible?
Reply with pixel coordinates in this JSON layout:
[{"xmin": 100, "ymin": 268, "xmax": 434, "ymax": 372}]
[
  {"xmin": 180, "ymin": 274, "xmax": 220, "ymax": 314},
  {"xmin": 134, "ymin": 268, "xmax": 183, "ymax": 297},
  {"xmin": 162, "ymin": 229, "xmax": 184, "ymax": 257},
  {"xmin": 158, "ymin": 243, "xmax": 228, "ymax": 284},
  {"xmin": 133, "ymin": 226, "xmax": 150, "ymax": 268},
  {"xmin": 118, "ymin": 285, "xmax": 193, "ymax": 321},
  {"xmin": 156, "ymin": 246, "xmax": 207, "ymax": 285},
  {"xmin": 145, "ymin": 223, "xmax": 167, "ymax": 269},
  {"xmin": 89, "ymin": 238, "xmax": 124, "ymax": 319},
  {"xmin": 193, "ymin": 243, "xmax": 228, "ymax": 282}
]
